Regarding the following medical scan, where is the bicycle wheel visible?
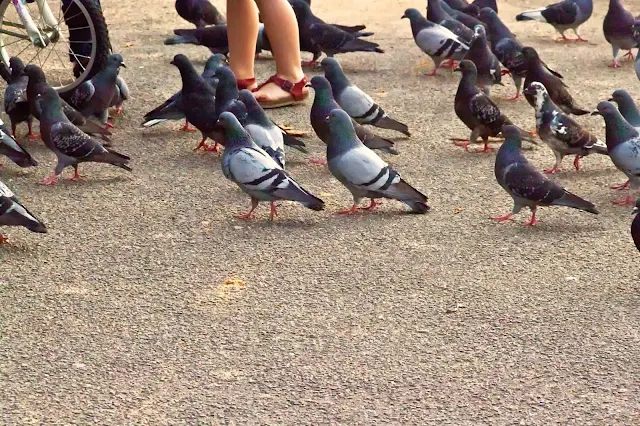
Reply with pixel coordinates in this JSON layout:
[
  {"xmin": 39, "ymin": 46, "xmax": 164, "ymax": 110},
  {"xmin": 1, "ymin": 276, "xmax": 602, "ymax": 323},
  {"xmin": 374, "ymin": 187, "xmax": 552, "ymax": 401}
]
[{"xmin": 0, "ymin": 0, "xmax": 111, "ymax": 93}]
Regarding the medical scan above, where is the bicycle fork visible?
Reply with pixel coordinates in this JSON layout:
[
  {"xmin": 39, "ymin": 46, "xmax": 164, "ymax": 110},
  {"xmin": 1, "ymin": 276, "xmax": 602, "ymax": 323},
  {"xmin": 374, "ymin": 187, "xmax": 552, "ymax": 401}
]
[{"xmin": 11, "ymin": 0, "xmax": 59, "ymax": 48}]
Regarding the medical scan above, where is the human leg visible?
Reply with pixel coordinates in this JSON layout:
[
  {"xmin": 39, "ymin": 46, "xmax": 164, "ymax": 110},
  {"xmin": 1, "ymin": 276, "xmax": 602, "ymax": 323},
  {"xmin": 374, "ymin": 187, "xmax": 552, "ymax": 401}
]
[{"xmin": 227, "ymin": 0, "xmax": 260, "ymax": 89}]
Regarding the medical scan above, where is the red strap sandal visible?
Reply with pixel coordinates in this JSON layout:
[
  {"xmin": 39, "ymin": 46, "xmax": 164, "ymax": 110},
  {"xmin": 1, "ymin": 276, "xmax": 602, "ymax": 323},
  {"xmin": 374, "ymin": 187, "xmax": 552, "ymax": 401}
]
[
  {"xmin": 253, "ymin": 75, "xmax": 309, "ymax": 109},
  {"xmin": 237, "ymin": 77, "xmax": 256, "ymax": 90}
]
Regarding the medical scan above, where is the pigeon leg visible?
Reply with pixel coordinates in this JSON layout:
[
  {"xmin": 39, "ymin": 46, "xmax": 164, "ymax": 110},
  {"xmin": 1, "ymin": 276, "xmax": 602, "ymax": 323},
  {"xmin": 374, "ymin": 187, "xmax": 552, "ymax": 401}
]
[
  {"xmin": 10, "ymin": 122, "xmax": 16, "ymax": 137},
  {"xmin": 338, "ymin": 204, "xmax": 358, "ymax": 214},
  {"xmin": 500, "ymin": 69, "xmax": 511, "ymax": 76},
  {"xmin": 424, "ymin": 68, "xmax": 439, "ymax": 77},
  {"xmin": 181, "ymin": 120, "xmax": 197, "ymax": 132},
  {"xmin": 193, "ymin": 137, "xmax": 212, "ymax": 151},
  {"xmin": 613, "ymin": 195, "xmax": 634, "ymax": 205},
  {"xmin": 543, "ymin": 166, "xmax": 561, "ymax": 174},
  {"xmin": 573, "ymin": 28, "xmax": 588, "ymax": 42},
  {"xmin": 521, "ymin": 211, "xmax": 539, "ymax": 226},
  {"xmin": 269, "ymin": 201, "xmax": 278, "ymax": 221},
  {"xmin": 611, "ymin": 180, "xmax": 630, "ymax": 190},
  {"xmin": 302, "ymin": 52, "xmax": 321, "ymax": 68},
  {"xmin": 238, "ymin": 199, "xmax": 259, "ymax": 219},
  {"xmin": 573, "ymin": 155, "xmax": 582, "ymax": 170},
  {"xmin": 491, "ymin": 213, "xmax": 514, "ymax": 222},
  {"xmin": 609, "ymin": 59, "xmax": 621, "ymax": 68},
  {"xmin": 359, "ymin": 199, "xmax": 382, "ymax": 211},
  {"xmin": 106, "ymin": 122, "xmax": 115, "ymax": 129},
  {"xmin": 506, "ymin": 91, "xmax": 521, "ymax": 101},
  {"xmin": 67, "ymin": 165, "xmax": 84, "ymax": 181},
  {"xmin": 453, "ymin": 140, "xmax": 471, "ymax": 151},
  {"xmin": 27, "ymin": 121, "xmax": 40, "ymax": 140},
  {"xmin": 39, "ymin": 173, "xmax": 59, "ymax": 185},
  {"xmin": 309, "ymin": 158, "xmax": 328, "ymax": 165},
  {"xmin": 0, "ymin": 234, "xmax": 7, "ymax": 244},
  {"xmin": 203, "ymin": 141, "xmax": 219, "ymax": 152},
  {"xmin": 624, "ymin": 50, "xmax": 635, "ymax": 60},
  {"xmin": 473, "ymin": 142, "xmax": 495, "ymax": 153}
]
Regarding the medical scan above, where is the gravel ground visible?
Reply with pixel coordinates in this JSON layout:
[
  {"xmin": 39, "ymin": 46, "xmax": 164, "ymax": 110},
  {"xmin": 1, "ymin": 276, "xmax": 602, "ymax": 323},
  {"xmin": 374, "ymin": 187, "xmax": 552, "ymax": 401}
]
[{"xmin": 1, "ymin": 0, "xmax": 639, "ymax": 424}]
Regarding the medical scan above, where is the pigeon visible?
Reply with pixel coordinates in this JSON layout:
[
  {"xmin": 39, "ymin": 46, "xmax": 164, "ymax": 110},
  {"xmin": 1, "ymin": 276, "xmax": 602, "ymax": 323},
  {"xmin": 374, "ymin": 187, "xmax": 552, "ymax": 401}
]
[
  {"xmin": 321, "ymin": 58, "xmax": 410, "ymax": 136},
  {"xmin": 441, "ymin": 2, "xmax": 487, "ymax": 31},
  {"xmin": 454, "ymin": 60, "xmax": 533, "ymax": 153},
  {"xmin": 286, "ymin": 0, "xmax": 369, "ymax": 34},
  {"xmin": 23, "ymin": 64, "xmax": 113, "ymax": 142},
  {"xmin": 462, "ymin": 24, "xmax": 502, "ymax": 95},
  {"xmin": 636, "ymin": 45, "xmax": 640, "ymax": 80},
  {"xmin": 402, "ymin": 8, "xmax": 469, "ymax": 76},
  {"xmin": 109, "ymin": 76, "xmax": 130, "ymax": 116},
  {"xmin": 37, "ymin": 87, "xmax": 132, "ymax": 185},
  {"xmin": 175, "ymin": 0, "xmax": 226, "ymax": 28},
  {"xmin": 632, "ymin": 199, "xmax": 640, "ymax": 252},
  {"xmin": 3, "ymin": 57, "xmax": 35, "ymax": 139},
  {"xmin": 492, "ymin": 124, "xmax": 599, "ymax": 226},
  {"xmin": 0, "ymin": 117, "xmax": 37, "ymax": 168},
  {"xmin": 64, "ymin": 54, "xmax": 126, "ymax": 126},
  {"xmin": 238, "ymin": 90, "xmax": 309, "ymax": 168},
  {"xmin": 308, "ymin": 76, "xmax": 398, "ymax": 158},
  {"xmin": 324, "ymin": 109, "xmax": 430, "ymax": 214},
  {"xmin": 443, "ymin": 0, "xmax": 471, "ymax": 10},
  {"xmin": 608, "ymin": 89, "xmax": 640, "ymax": 128},
  {"xmin": 165, "ymin": 24, "xmax": 272, "ymax": 56},
  {"xmin": 592, "ymin": 101, "xmax": 640, "ymax": 205},
  {"xmin": 427, "ymin": 0, "xmax": 475, "ymax": 46},
  {"xmin": 524, "ymin": 82, "xmax": 607, "ymax": 174},
  {"xmin": 516, "ymin": 0, "xmax": 593, "ymax": 42},
  {"xmin": 290, "ymin": 0, "xmax": 376, "ymax": 66},
  {"xmin": 307, "ymin": 23, "xmax": 383, "ymax": 59},
  {"xmin": 472, "ymin": 0, "xmax": 497, "ymax": 13},
  {"xmin": 218, "ymin": 111, "xmax": 325, "ymax": 220},
  {"xmin": 603, "ymin": 0, "xmax": 640, "ymax": 68},
  {"xmin": 521, "ymin": 47, "xmax": 589, "ymax": 115},
  {"xmin": 142, "ymin": 53, "xmax": 226, "ymax": 131},
  {"xmin": 0, "ymin": 179, "xmax": 47, "ymax": 244}
]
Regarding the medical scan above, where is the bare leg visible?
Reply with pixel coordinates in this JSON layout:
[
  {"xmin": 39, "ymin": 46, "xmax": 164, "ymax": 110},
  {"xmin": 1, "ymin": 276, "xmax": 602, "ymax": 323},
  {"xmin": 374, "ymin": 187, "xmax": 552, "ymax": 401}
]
[
  {"xmin": 253, "ymin": 0, "xmax": 307, "ymax": 103},
  {"xmin": 227, "ymin": 0, "xmax": 259, "ymax": 89}
]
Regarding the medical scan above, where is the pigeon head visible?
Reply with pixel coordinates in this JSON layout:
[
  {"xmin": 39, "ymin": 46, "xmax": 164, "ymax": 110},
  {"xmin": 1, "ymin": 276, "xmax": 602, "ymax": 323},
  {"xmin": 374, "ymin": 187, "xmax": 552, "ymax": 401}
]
[
  {"xmin": 36, "ymin": 86, "xmax": 63, "ymax": 119},
  {"xmin": 9, "ymin": 56, "xmax": 25, "ymax": 77},
  {"xmin": 463, "ymin": 4, "xmax": 480, "ymax": 17},
  {"xmin": 455, "ymin": 60, "xmax": 477, "ymax": 80},
  {"xmin": 238, "ymin": 89, "xmax": 267, "ymax": 125},
  {"xmin": 214, "ymin": 66, "xmax": 238, "ymax": 87},
  {"xmin": 205, "ymin": 53, "xmax": 227, "ymax": 71},
  {"xmin": 523, "ymin": 82, "xmax": 550, "ymax": 110},
  {"xmin": 608, "ymin": 90, "xmax": 640, "ymax": 126},
  {"xmin": 170, "ymin": 54, "xmax": 191, "ymax": 68},
  {"xmin": 289, "ymin": 0, "xmax": 311, "ymax": 20},
  {"xmin": 501, "ymin": 125, "xmax": 523, "ymax": 148},
  {"xmin": 478, "ymin": 7, "xmax": 497, "ymax": 23},
  {"xmin": 308, "ymin": 76, "xmax": 334, "ymax": 101},
  {"xmin": 326, "ymin": 108, "xmax": 358, "ymax": 145},
  {"xmin": 473, "ymin": 24, "xmax": 487, "ymax": 39},
  {"xmin": 609, "ymin": 89, "xmax": 634, "ymax": 105},
  {"xmin": 401, "ymin": 8, "xmax": 423, "ymax": 20},
  {"xmin": 23, "ymin": 64, "xmax": 46, "ymax": 83},
  {"xmin": 106, "ymin": 54, "xmax": 126, "ymax": 69},
  {"xmin": 217, "ymin": 111, "xmax": 250, "ymax": 145},
  {"xmin": 321, "ymin": 58, "xmax": 350, "ymax": 93},
  {"xmin": 593, "ymin": 101, "xmax": 640, "ymax": 150},
  {"xmin": 214, "ymin": 66, "xmax": 240, "ymax": 103}
]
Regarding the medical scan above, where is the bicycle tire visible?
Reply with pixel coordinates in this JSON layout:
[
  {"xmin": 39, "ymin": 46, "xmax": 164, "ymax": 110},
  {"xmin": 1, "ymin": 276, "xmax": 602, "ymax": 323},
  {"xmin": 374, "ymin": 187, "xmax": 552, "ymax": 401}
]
[{"xmin": 63, "ymin": 0, "xmax": 111, "ymax": 91}]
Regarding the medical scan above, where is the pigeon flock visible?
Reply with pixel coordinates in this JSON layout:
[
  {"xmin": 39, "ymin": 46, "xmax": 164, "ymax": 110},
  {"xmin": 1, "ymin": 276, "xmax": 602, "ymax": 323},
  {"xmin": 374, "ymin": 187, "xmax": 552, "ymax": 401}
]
[{"xmin": 2, "ymin": 0, "xmax": 640, "ymax": 257}]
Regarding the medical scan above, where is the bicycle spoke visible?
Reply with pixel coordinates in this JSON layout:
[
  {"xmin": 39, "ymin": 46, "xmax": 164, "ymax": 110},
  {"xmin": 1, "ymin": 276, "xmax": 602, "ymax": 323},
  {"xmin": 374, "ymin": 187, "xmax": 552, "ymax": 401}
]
[
  {"xmin": 57, "ymin": 30, "xmax": 85, "ymax": 71},
  {"xmin": 41, "ymin": 41, "xmax": 56, "ymax": 69},
  {"xmin": 2, "ymin": 38, "xmax": 30, "ymax": 48},
  {"xmin": 67, "ymin": 25, "xmax": 90, "ymax": 31},
  {"xmin": 14, "ymin": 41, "xmax": 34, "ymax": 60}
]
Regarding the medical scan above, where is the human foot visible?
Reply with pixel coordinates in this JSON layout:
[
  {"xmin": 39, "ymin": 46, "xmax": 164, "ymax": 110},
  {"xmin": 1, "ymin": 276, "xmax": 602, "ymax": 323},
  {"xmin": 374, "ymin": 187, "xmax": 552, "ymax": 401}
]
[{"xmin": 253, "ymin": 75, "xmax": 309, "ymax": 109}]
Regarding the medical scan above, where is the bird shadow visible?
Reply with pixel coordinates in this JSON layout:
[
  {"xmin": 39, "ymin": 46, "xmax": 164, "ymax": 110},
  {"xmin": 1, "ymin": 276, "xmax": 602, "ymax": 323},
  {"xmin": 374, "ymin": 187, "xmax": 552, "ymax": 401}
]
[
  {"xmin": 54, "ymin": 175, "xmax": 132, "ymax": 187},
  {"xmin": 488, "ymin": 218, "xmax": 604, "ymax": 235}
]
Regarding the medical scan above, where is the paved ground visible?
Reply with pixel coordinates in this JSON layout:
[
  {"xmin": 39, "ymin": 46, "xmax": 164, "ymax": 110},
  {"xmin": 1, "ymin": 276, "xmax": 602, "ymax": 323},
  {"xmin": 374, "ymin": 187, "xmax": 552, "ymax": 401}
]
[{"xmin": 1, "ymin": 0, "xmax": 639, "ymax": 423}]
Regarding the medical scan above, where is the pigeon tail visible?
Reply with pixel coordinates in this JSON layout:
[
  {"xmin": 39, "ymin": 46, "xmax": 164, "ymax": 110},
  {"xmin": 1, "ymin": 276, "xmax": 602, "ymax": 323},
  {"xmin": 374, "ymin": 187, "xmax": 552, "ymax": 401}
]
[
  {"xmin": 373, "ymin": 115, "xmax": 411, "ymax": 137},
  {"xmin": 553, "ymin": 191, "xmax": 599, "ymax": 214},
  {"xmin": 92, "ymin": 149, "xmax": 132, "ymax": 171},
  {"xmin": 165, "ymin": 31, "xmax": 198, "ymax": 45},
  {"xmin": 340, "ymin": 38, "xmax": 384, "ymax": 54},
  {"xmin": 570, "ymin": 106, "xmax": 590, "ymax": 116},
  {"xmin": 387, "ymin": 179, "xmax": 430, "ymax": 213},
  {"xmin": 282, "ymin": 133, "xmax": 309, "ymax": 153},
  {"xmin": 516, "ymin": 9, "xmax": 546, "ymax": 23},
  {"xmin": 589, "ymin": 139, "xmax": 608, "ymax": 155}
]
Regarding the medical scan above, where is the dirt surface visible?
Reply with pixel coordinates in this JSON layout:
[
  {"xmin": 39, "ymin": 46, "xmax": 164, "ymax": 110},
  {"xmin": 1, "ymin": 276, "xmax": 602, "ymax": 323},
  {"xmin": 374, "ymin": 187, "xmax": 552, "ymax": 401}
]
[{"xmin": 1, "ymin": 0, "xmax": 639, "ymax": 423}]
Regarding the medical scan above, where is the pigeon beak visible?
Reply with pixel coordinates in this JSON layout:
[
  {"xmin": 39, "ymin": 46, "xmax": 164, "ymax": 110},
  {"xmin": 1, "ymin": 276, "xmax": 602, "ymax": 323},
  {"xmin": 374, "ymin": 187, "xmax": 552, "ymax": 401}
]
[
  {"xmin": 120, "ymin": 62, "xmax": 127, "ymax": 68},
  {"xmin": 607, "ymin": 97, "xmax": 614, "ymax": 102},
  {"xmin": 401, "ymin": 14, "xmax": 407, "ymax": 19},
  {"xmin": 169, "ymin": 60, "xmax": 175, "ymax": 65},
  {"xmin": 633, "ymin": 206, "xmax": 639, "ymax": 214},
  {"xmin": 591, "ymin": 110, "xmax": 601, "ymax": 116},
  {"xmin": 453, "ymin": 66, "xmax": 461, "ymax": 72},
  {"xmin": 324, "ymin": 116, "xmax": 331, "ymax": 123},
  {"xmin": 305, "ymin": 83, "xmax": 312, "ymax": 88}
]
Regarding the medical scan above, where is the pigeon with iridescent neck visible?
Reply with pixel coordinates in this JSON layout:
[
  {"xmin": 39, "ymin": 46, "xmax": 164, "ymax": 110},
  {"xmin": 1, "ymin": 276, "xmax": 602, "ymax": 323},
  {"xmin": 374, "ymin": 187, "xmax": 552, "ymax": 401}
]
[
  {"xmin": 3, "ymin": 57, "xmax": 35, "ymax": 139},
  {"xmin": 0, "ymin": 179, "xmax": 47, "ymax": 244},
  {"xmin": 608, "ymin": 89, "xmax": 640, "ymax": 129},
  {"xmin": 592, "ymin": 101, "xmax": 640, "ymax": 205},
  {"xmin": 218, "ymin": 112, "xmax": 324, "ymax": 220},
  {"xmin": 603, "ymin": 0, "xmax": 640, "ymax": 68},
  {"xmin": 462, "ymin": 24, "xmax": 502, "ymax": 95},
  {"xmin": 325, "ymin": 109, "xmax": 430, "ymax": 214},
  {"xmin": 524, "ymin": 82, "xmax": 607, "ymax": 174},
  {"xmin": 175, "ymin": 0, "xmax": 226, "ymax": 28},
  {"xmin": 516, "ymin": 0, "xmax": 593, "ymax": 42},
  {"xmin": 493, "ymin": 125, "xmax": 599, "ymax": 226},
  {"xmin": 0, "ymin": 117, "xmax": 37, "ymax": 168}
]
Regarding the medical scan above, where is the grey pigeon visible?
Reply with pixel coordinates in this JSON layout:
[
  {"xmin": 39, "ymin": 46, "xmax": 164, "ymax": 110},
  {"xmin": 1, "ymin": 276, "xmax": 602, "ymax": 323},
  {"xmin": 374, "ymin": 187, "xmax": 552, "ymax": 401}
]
[
  {"xmin": 175, "ymin": 0, "xmax": 226, "ymax": 28},
  {"xmin": 516, "ymin": 0, "xmax": 593, "ymax": 42},
  {"xmin": 109, "ymin": 76, "xmax": 130, "ymax": 116},
  {"xmin": 603, "ymin": 0, "xmax": 640, "ymax": 68},
  {"xmin": 0, "ymin": 117, "xmax": 37, "ymax": 168},
  {"xmin": 427, "ymin": 0, "xmax": 475, "ymax": 46},
  {"xmin": 218, "ymin": 111, "xmax": 324, "ymax": 220},
  {"xmin": 307, "ymin": 23, "xmax": 383, "ymax": 59},
  {"xmin": 142, "ymin": 54, "xmax": 226, "ymax": 131},
  {"xmin": 23, "ymin": 64, "xmax": 113, "ymax": 142},
  {"xmin": 462, "ymin": 24, "xmax": 502, "ymax": 95},
  {"xmin": 402, "ymin": 8, "xmax": 469, "ymax": 76},
  {"xmin": 441, "ymin": 2, "xmax": 487, "ymax": 31},
  {"xmin": 524, "ymin": 82, "xmax": 607, "ymax": 174},
  {"xmin": 592, "ymin": 101, "xmax": 640, "ymax": 205},
  {"xmin": 321, "ymin": 58, "xmax": 410, "ymax": 136},
  {"xmin": 165, "ymin": 24, "xmax": 272, "ymax": 56},
  {"xmin": 608, "ymin": 89, "xmax": 640, "ymax": 129},
  {"xmin": 308, "ymin": 76, "xmax": 398, "ymax": 158},
  {"xmin": 521, "ymin": 47, "xmax": 589, "ymax": 115},
  {"xmin": 239, "ymin": 90, "xmax": 310, "ymax": 168},
  {"xmin": 65, "ymin": 54, "xmax": 126, "ymax": 126},
  {"xmin": 493, "ymin": 125, "xmax": 598, "ymax": 226},
  {"xmin": 3, "ymin": 57, "xmax": 34, "ymax": 138},
  {"xmin": 286, "ymin": 0, "xmax": 369, "ymax": 34},
  {"xmin": 37, "ymin": 87, "xmax": 131, "ymax": 185},
  {"xmin": 636, "ymin": 45, "xmax": 640, "ymax": 80},
  {"xmin": 325, "ymin": 109, "xmax": 429, "ymax": 214},
  {"xmin": 0, "ymin": 179, "xmax": 47, "ymax": 243},
  {"xmin": 454, "ymin": 60, "xmax": 533, "ymax": 153},
  {"xmin": 289, "ymin": 0, "xmax": 375, "ymax": 66},
  {"xmin": 632, "ymin": 199, "xmax": 640, "ymax": 252}
]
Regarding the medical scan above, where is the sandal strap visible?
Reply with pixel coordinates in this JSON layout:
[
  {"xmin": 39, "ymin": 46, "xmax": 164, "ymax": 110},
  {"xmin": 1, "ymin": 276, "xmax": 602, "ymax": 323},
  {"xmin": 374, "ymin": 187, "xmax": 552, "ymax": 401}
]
[
  {"xmin": 253, "ymin": 74, "xmax": 309, "ymax": 101},
  {"xmin": 237, "ymin": 77, "xmax": 256, "ymax": 90}
]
